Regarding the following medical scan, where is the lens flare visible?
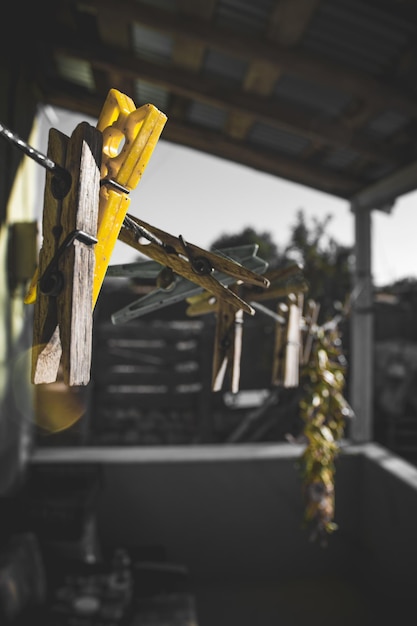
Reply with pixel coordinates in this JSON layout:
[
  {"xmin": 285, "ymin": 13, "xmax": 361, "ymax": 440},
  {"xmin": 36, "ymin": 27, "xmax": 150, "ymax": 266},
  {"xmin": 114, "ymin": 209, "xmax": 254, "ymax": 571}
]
[{"xmin": 34, "ymin": 378, "xmax": 86, "ymax": 433}]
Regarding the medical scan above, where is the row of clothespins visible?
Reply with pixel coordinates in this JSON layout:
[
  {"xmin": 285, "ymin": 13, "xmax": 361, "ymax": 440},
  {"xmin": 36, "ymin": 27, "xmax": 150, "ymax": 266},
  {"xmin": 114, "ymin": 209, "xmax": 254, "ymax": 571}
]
[
  {"xmin": 107, "ymin": 250, "xmax": 313, "ymax": 393},
  {"xmin": 10, "ymin": 88, "xmax": 316, "ymax": 393}
]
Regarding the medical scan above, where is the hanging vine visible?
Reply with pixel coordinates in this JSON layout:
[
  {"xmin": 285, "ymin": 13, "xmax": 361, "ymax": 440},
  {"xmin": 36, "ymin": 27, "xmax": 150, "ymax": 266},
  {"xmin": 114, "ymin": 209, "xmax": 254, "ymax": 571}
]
[{"xmin": 297, "ymin": 306, "xmax": 354, "ymax": 545}]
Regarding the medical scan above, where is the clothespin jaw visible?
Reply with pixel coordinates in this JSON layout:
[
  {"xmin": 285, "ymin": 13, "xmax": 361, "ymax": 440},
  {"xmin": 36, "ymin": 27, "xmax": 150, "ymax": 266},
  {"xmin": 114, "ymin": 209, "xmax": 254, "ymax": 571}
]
[
  {"xmin": 32, "ymin": 122, "xmax": 102, "ymax": 386},
  {"xmin": 93, "ymin": 89, "xmax": 167, "ymax": 305}
]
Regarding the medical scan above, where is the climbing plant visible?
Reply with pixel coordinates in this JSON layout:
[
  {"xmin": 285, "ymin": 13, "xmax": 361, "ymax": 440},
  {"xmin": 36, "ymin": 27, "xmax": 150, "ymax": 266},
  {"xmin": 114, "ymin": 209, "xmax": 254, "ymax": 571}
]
[{"xmin": 297, "ymin": 306, "xmax": 353, "ymax": 544}]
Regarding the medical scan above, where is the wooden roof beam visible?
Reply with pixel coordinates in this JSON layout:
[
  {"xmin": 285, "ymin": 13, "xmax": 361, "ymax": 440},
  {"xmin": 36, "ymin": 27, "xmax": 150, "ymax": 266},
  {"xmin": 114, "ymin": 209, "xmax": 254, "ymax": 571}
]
[
  {"xmin": 43, "ymin": 39, "xmax": 399, "ymax": 165},
  {"xmin": 80, "ymin": 0, "xmax": 417, "ymax": 118},
  {"xmin": 36, "ymin": 86, "xmax": 363, "ymax": 198}
]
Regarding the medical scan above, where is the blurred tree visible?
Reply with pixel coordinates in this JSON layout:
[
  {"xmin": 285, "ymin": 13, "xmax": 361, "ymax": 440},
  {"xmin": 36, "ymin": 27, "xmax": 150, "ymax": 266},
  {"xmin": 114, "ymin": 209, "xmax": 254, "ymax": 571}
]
[
  {"xmin": 284, "ymin": 210, "xmax": 353, "ymax": 321},
  {"xmin": 210, "ymin": 226, "xmax": 281, "ymax": 268},
  {"xmin": 210, "ymin": 209, "xmax": 354, "ymax": 322}
]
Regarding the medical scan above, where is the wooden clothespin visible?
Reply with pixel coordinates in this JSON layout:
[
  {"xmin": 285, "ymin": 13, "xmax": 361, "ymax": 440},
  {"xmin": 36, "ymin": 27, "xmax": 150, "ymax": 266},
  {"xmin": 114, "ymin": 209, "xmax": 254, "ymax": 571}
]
[
  {"xmin": 31, "ymin": 122, "xmax": 102, "ymax": 386},
  {"xmin": 182, "ymin": 246, "xmax": 270, "ymax": 393},
  {"xmin": 211, "ymin": 288, "xmax": 244, "ymax": 393},
  {"xmin": 185, "ymin": 292, "xmax": 245, "ymax": 393},
  {"xmin": 270, "ymin": 292, "xmax": 304, "ymax": 388},
  {"xmin": 118, "ymin": 215, "xmax": 270, "ymax": 316},
  {"xmin": 109, "ymin": 243, "xmax": 268, "ymax": 323},
  {"xmin": 285, "ymin": 292, "xmax": 304, "ymax": 387},
  {"xmin": 301, "ymin": 299, "xmax": 321, "ymax": 366},
  {"xmin": 270, "ymin": 301, "xmax": 289, "ymax": 387}
]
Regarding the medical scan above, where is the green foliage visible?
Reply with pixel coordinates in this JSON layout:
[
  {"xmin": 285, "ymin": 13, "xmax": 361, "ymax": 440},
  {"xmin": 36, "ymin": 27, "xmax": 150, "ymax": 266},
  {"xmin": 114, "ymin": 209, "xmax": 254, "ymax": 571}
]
[
  {"xmin": 210, "ymin": 226, "xmax": 281, "ymax": 268},
  {"xmin": 283, "ymin": 210, "xmax": 353, "ymax": 322},
  {"xmin": 211, "ymin": 210, "xmax": 353, "ymax": 323},
  {"xmin": 298, "ymin": 315, "xmax": 353, "ymax": 545}
]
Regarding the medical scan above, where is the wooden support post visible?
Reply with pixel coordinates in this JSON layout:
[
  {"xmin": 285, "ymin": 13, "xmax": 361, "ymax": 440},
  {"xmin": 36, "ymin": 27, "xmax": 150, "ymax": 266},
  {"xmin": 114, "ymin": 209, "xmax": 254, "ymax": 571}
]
[{"xmin": 349, "ymin": 204, "xmax": 374, "ymax": 442}]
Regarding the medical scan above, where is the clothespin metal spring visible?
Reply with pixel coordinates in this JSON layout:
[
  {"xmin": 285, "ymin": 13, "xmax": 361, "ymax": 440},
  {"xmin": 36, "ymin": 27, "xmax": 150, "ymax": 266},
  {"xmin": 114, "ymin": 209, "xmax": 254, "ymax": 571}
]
[
  {"xmin": 122, "ymin": 216, "xmax": 213, "ymax": 276},
  {"xmin": 39, "ymin": 229, "xmax": 98, "ymax": 296},
  {"xmin": 178, "ymin": 235, "xmax": 213, "ymax": 276},
  {"xmin": 100, "ymin": 178, "xmax": 130, "ymax": 195}
]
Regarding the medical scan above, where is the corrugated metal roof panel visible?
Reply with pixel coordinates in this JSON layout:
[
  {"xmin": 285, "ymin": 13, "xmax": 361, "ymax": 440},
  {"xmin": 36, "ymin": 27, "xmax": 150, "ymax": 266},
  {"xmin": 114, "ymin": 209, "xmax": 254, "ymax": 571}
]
[
  {"xmin": 134, "ymin": 80, "xmax": 170, "ymax": 112},
  {"xmin": 398, "ymin": 66, "xmax": 417, "ymax": 97},
  {"xmin": 132, "ymin": 23, "xmax": 173, "ymax": 64},
  {"xmin": 214, "ymin": 0, "xmax": 275, "ymax": 36},
  {"xmin": 362, "ymin": 161, "xmax": 397, "ymax": 182},
  {"xmin": 203, "ymin": 49, "xmax": 248, "ymax": 83},
  {"xmin": 364, "ymin": 110, "xmax": 409, "ymax": 140},
  {"xmin": 54, "ymin": 54, "xmax": 95, "ymax": 91},
  {"xmin": 248, "ymin": 122, "xmax": 311, "ymax": 156},
  {"xmin": 187, "ymin": 101, "xmax": 228, "ymax": 130},
  {"xmin": 272, "ymin": 73, "xmax": 352, "ymax": 118},
  {"xmin": 135, "ymin": 0, "xmax": 177, "ymax": 11},
  {"xmin": 321, "ymin": 147, "xmax": 358, "ymax": 170},
  {"xmin": 302, "ymin": 0, "xmax": 415, "ymax": 76}
]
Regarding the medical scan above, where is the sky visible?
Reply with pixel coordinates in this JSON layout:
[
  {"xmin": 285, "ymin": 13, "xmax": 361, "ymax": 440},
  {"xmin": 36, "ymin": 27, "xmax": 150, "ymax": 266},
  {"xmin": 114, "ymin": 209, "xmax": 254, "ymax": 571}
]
[{"xmin": 35, "ymin": 104, "xmax": 417, "ymax": 288}]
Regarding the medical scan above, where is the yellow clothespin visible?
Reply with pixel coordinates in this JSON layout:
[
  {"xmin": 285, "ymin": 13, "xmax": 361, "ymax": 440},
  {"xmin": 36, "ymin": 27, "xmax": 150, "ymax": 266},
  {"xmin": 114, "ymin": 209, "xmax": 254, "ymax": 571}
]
[
  {"xmin": 94, "ymin": 89, "xmax": 167, "ymax": 306},
  {"xmin": 31, "ymin": 122, "xmax": 102, "ymax": 386},
  {"xmin": 185, "ymin": 290, "xmax": 217, "ymax": 317},
  {"xmin": 118, "ymin": 214, "xmax": 270, "ymax": 315}
]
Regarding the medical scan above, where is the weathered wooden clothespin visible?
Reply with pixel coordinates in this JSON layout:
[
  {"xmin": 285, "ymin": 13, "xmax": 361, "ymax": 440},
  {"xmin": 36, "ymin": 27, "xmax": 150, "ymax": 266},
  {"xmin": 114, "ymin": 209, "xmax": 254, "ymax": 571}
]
[
  {"xmin": 108, "ymin": 243, "xmax": 268, "ymax": 323},
  {"xmin": 183, "ymin": 247, "xmax": 272, "ymax": 393},
  {"xmin": 270, "ymin": 292, "xmax": 305, "ymax": 387},
  {"xmin": 212, "ymin": 292, "xmax": 244, "ymax": 393},
  {"xmin": 270, "ymin": 301, "xmax": 290, "ymax": 387},
  {"xmin": 284, "ymin": 292, "xmax": 304, "ymax": 387},
  {"xmin": 301, "ymin": 299, "xmax": 321, "ymax": 366},
  {"xmin": 118, "ymin": 216, "xmax": 270, "ymax": 316},
  {"xmin": 31, "ymin": 122, "xmax": 102, "ymax": 386}
]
